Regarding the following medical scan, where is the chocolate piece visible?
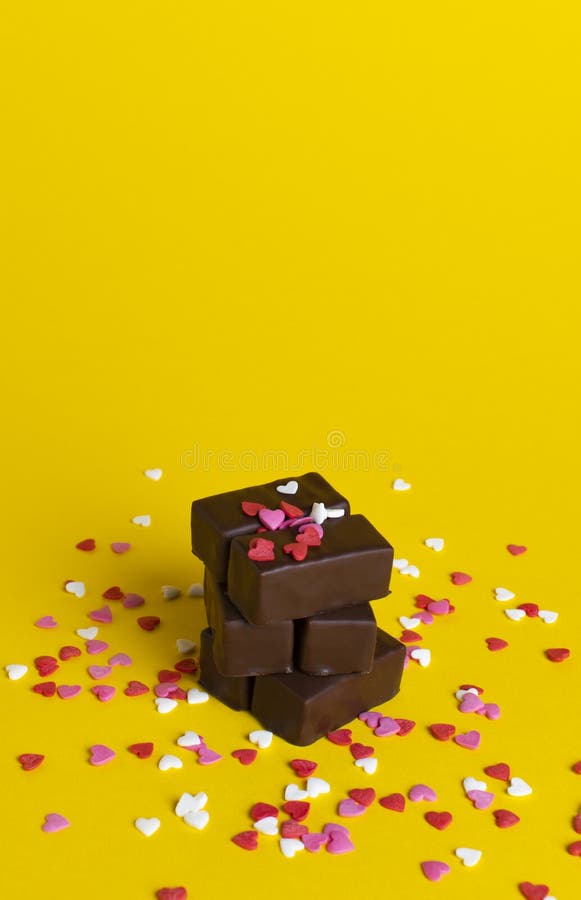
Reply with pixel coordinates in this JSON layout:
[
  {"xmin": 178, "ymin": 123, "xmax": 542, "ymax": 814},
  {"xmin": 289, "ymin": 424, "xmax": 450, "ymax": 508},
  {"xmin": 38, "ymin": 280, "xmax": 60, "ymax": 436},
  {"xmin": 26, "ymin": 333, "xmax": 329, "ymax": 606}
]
[
  {"xmin": 251, "ymin": 629, "xmax": 405, "ymax": 745},
  {"xmin": 227, "ymin": 514, "xmax": 393, "ymax": 625},
  {"xmin": 204, "ymin": 571, "xmax": 294, "ymax": 677},
  {"xmin": 295, "ymin": 603, "xmax": 377, "ymax": 675},
  {"xmin": 191, "ymin": 472, "xmax": 350, "ymax": 582},
  {"xmin": 198, "ymin": 628, "xmax": 254, "ymax": 710}
]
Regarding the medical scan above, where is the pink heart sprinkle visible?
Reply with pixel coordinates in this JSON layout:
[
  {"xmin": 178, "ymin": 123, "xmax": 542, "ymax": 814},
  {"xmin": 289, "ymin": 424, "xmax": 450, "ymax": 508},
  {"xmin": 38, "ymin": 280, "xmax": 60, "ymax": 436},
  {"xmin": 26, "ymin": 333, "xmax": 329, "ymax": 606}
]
[
  {"xmin": 322, "ymin": 823, "xmax": 350, "ymax": 838},
  {"xmin": 467, "ymin": 789, "xmax": 494, "ymax": 809},
  {"xmin": 86, "ymin": 640, "xmax": 109, "ymax": 655},
  {"xmin": 57, "ymin": 685, "xmax": 81, "ymax": 699},
  {"xmin": 258, "ymin": 508, "xmax": 286, "ymax": 531},
  {"xmin": 197, "ymin": 746, "xmax": 222, "ymax": 765},
  {"xmin": 451, "ymin": 571, "xmax": 472, "ymax": 585},
  {"xmin": 42, "ymin": 813, "xmax": 70, "ymax": 833},
  {"xmin": 111, "ymin": 542, "xmax": 131, "ymax": 554},
  {"xmin": 507, "ymin": 544, "xmax": 527, "ymax": 556},
  {"xmin": 88, "ymin": 665, "xmax": 112, "ymax": 680},
  {"xmin": 123, "ymin": 593, "xmax": 145, "ymax": 608},
  {"xmin": 89, "ymin": 606, "xmax": 113, "ymax": 624},
  {"xmin": 454, "ymin": 730, "xmax": 481, "ymax": 750},
  {"xmin": 35, "ymin": 616, "xmax": 58, "ymax": 629},
  {"xmin": 409, "ymin": 784, "xmax": 437, "ymax": 802},
  {"xmin": 154, "ymin": 683, "xmax": 179, "ymax": 697},
  {"xmin": 374, "ymin": 716, "xmax": 401, "ymax": 737},
  {"xmin": 302, "ymin": 833, "xmax": 328, "ymax": 852},
  {"xmin": 109, "ymin": 653, "xmax": 132, "ymax": 667},
  {"xmin": 91, "ymin": 685, "xmax": 115, "ymax": 702},
  {"xmin": 459, "ymin": 693, "xmax": 485, "ymax": 713},
  {"xmin": 297, "ymin": 521, "xmax": 323, "ymax": 537},
  {"xmin": 415, "ymin": 610, "xmax": 434, "ymax": 625},
  {"xmin": 421, "ymin": 861, "xmax": 450, "ymax": 882},
  {"xmin": 427, "ymin": 599, "xmax": 450, "ymax": 616},
  {"xmin": 338, "ymin": 799, "xmax": 367, "ymax": 818},
  {"xmin": 89, "ymin": 744, "xmax": 116, "ymax": 766},
  {"xmin": 359, "ymin": 711, "xmax": 382, "ymax": 728},
  {"xmin": 326, "ymin": 830, "xmax": 355, "ymax": 854},
  {"xmin": 484, "ymin": 702, "xmax": 501, "ymax": 720}
]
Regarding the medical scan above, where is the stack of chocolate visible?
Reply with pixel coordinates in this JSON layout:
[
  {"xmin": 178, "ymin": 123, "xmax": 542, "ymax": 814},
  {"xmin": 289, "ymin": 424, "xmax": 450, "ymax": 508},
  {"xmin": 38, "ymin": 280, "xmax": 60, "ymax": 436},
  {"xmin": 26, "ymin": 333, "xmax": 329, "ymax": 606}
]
[{"xmin": 191, "ymin": 473, "xmax": 405, "ymax": 745}]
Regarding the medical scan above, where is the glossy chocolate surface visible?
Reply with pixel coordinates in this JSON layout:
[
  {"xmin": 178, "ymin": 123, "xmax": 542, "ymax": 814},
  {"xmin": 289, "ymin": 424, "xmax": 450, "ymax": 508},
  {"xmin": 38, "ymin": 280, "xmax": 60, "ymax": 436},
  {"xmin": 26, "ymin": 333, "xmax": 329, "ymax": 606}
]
[
  {"xmin": 227, "ymin": 514, "xmax": 393, "ymax": 625},
  {"xmin": 198, "ymin": 627, "xmax": 254, "ymax": 710},
  {"xmin": 251, "ymin": 628, "xmax": 405, "ymax": 745},
  {"xmin": 191, "ymin": 472, "xmax": 350, "ymax": 582},
  {"xmin": 294, "ymin": 602, "xmax": 377, "ymax": 675},
  {"xmin": 204, "ymin": 571, "xmax": 294, "ymax": 677}
]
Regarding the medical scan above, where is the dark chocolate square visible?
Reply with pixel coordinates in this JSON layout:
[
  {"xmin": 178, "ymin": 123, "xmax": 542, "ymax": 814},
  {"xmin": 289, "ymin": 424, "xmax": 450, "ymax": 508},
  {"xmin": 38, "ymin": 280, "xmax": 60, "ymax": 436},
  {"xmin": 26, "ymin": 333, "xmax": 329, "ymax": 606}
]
[
  {"xmin": 295, "ymin": 603, "xmax": 377, "ymax": 675},
  {"xmin": 198, "ymin": 627, "xmax": 254, "ymax": 711}
]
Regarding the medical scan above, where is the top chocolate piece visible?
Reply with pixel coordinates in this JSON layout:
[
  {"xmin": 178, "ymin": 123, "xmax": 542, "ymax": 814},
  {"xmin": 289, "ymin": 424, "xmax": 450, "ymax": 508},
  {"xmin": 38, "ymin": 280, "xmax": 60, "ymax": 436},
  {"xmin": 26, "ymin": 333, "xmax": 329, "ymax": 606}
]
[{"xmin": 191, "ymin": 472, "xmax": 350, "ymax": 582}]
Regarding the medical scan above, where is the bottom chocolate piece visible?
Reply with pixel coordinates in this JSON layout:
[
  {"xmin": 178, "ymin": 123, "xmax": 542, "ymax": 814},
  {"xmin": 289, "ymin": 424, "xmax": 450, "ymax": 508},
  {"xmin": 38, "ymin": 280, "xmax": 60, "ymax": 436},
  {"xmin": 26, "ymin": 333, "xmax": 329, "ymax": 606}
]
[
  {"xmin": 294, "ymin": 603, "xmax": 377, "ymax": 675},
  {"xmin": 198, "ymin": 628, "xmax": 254, "ymax": 711},
  {"xmin": 251, "ymin": 628, "xmax": 405, "ymax": 745}
]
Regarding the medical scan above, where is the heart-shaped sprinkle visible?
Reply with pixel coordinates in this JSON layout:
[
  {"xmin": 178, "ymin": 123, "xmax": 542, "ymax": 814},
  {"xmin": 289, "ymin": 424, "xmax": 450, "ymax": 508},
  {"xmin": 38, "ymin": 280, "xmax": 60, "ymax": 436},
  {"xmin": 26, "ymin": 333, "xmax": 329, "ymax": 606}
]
[
  {"xmin": 176, "ymin": 639, "xmax": 197, "ymax": 656},
  {"xmin": 187, "ymin": 688, "xmax": 209, "ymax": 704},
  {"xmin": 518, "ymin": 602, "xmax": 539, "ymax": 617},
  {"xmin": 505, "ymin": 608, "xmax": 526, "ymax": 621},
  {"xmin": 467, "ymin": 790, "xmax": 494, "ymax": 809},
  {"xmin": 109, "ymin": 653, "xmax": 131, "ymax": 667},
  {"xmin": 279, "ymin": 500, "xmax": 303, "ymax": 519},
  {"xmin": 572, "ymin": 760, "xmax": 581, "ymax": 774},
  {"xmin": 359, "ymin": 711, "xmax": 382, "ymax": 728},
  {"xmin": 483, "ymin": 702, "xmax": 501, "ymax": 720},
  {"xmin": 158, "ymin": 669, "xmax": 181, "ymax": 683},
  {"xmin": 177, "ymin": 731, "xmax": 201, "ymax": 748},
  {"xmin": 111, "ymin": 542, "xmax": 131, "ymax": 554},
  {"xmin": 327, "ymin": 729, "xmax": 352, "ymax": 746},
  {"xmin": 254, "ymin": 816, "xmax": 278, "ymax": 835},
  {"xmin": 427, "ymin": 599, "xmax": 450, "ymax": 616},
  {"xmin": 507, "ymin": 776, "xmax": 532, "ymax": 796},
  {"xmin": 451, "ymin": 572, "xmax": 472, "ymax": 585},
  {"xmin": 454, "ymin": 731, "xmax": 481, "ymax": 750},
  {"xmin": 259, "ymin": 508, "xmax": 286, "ymax": 531},
  {"xmin": 187, "ymin": 584, "xmax": 204, "ymax": 599},
  {"xmin": 400, "ymin": 564, "xmax": 420, "ymax": 577},
  {"xmin": 393, "ymin": 478, "xmax": 411, "ymax": 491},
  {"xmin": 538, "ymin": 610, "xmax": 558, "ymax": 624},
  {"xmin": 430, "ymin": 723, "xmax": 456, "ymax": 741},
  {"xmin": 33, "ymin": 681, "xmax": 56, "ymax": 697},
  {"xmin": 42, "ymin": 813, "xmax": 70, "ymax": 833},
  {"xmin": 175, "ymin": 792, "xmax": 207, "ymax": 817},
  {"xmin": 518, "ymin": 883, "xmax": 549, "ymax": 900},
  {"xmin": 89, "ymin": 744, "xmax": 115, "ymax": 766},
  {"xmin": 128, "ymin": 742, "xmax": 154, "ymax": 759},
  {"xmin": 76, "ymin": 539, "xmax": 96, "ymax": 551},
  {"xmin": 301, "ymin": 832, "xmax": 327, "ymax": 852},
  {"xmin": 232, "ymin": 830, "xmax": 258, "ymax": 851},
  {"xmin": 144, "ymin": 468, "xmax": 163, "ymax": 481},
  {"xmin": 88, "ymin": 665, "xmax": 112, "ymax": 680},
  {"xmin": 197, "ymin": 746, "xmax": 222, "ymax": 765},
  {"xmin": 295, "ymin": 526, "xmax": 322, "ymax": 546},
  {"xmin": 507, "ymin": 544, "xmax": 527, "ymax": 556},
  {"xmin": 91, "ymin": 685, "xmax": 115, "ymax": 702},
  {"xmin": 241, "ymin": 501, "xmax": 265, "ymax": 517},
  {"xmin": 86, "ymin": 640, "xmax": 108, "ymax": 655},
  {"xmin": 277, "ymin": 480, "xmax": 299, "ymax": 495},
  {"xmin": 231, "ymin": 748, "xmax": 257, "ymax": 765},
  {"xmin": 410, "ymin": 648, "xmax": 431, "ymax": 667},
  {"xmin": 102, "ymin": 586, "xmax": 124, "ymax": 600},
  {"xmin": 138, "ymin": 616, "xmax": 161, "ymax": 631},
  {"xmin": 399, "ymin": 616, "xmax": 421, "ymax": 629},
  {"xmin": 409, "ymin": 784, "xmax": 437, "ymax": 802},
  {"xmin": 57, "ymin": 685, "xmax": 81, "ymax": 699},
  {"xmin": 325, "ymin": 830, "xmax": 354, "ymax": 854},
  {"xmin": 59, "ymin": 646, "xmax": 81, "ymax": 660},
  {"xmin": 354, "ymin": 757, "xmax": 377, "ymax": 774},
  {"xmin": 280, "ymin": 837, "xmax": 305, "ymax": 858},
  {"xmin": 249, "ymin": 729, "xmax": 273, "ymax": 749},
  {"xmin": 18, "ymin": 753, "xmax": 45, "ymax": 771},
  {"xmin": 415, "ymin": 609, "xmax": 434, "ymax": 624},
  {"xmin": 134, "ymin": 817, "xmax": 160, "ymax": 837},
  {"xmin": 424, "ymin": 537, "xmax": 444, "ymax": 551},
  {"xmin": 395, "ymin": 718, "xmax": 416, "ymax": 736},
  {"xmin": 290, "ymin": 759, "xmax": 317, "ymax": 777},
  {"xmin": 350, "ymin": 743, "xmax": 374, "ymax": 760},
  {"xmin": 281, "ymin": 820, "xmax": 308, "ymax": 839},
  {"xmin": 76, "ymin": 626, "xmax": 98, "ymax": 640},
  {"xmin": 124, "ymin": 681, "xmax": 149, "ymax": 697},
  {"xmin": 35, "ymin": 656, "xmax": 59, "ymax": 676},
  {"xmin": 455, "ymin": 847, "xmax": 482, "ymax": 867},
  {"xmin": 132, "ymin": 515, "xmax": 151, "ymax": 527},
  {"xmin": 251, "ymin": 802, "xmax": 278, "ymax": 821},
  {"xmin": 545, "ymin": 647, "xmax": 570, "ymax": 662},
  {"xmin": 348, "ymin": 788, "xmax": 375, "ymax": 807},
  {"xmin": 484, "ymin": 762, "xmax": 511, "ymax": 781},
  {"xmin": 306, "ymin": 776, "xmax": 330, "ymax": 798},
  {"xmin": 493, "ymin": 809, "xmax": 520, "ymax": 828},
  {"xmin": 65, "ymin": 581, "xmax": 85, "ymax": 598},
  {"xmin": 248, "ymin": 538, "xmax": 275, "ymax": 561},
  {"xmin": 374, "ymin": 716, "xmax": 401, "ymax": 737},
  {"xmin": 123, "ymin": 593, "xmax": 145, "ymax": 608},
  {"xmin": 161, "ymin": 585, "xmax": 180, "ymax": 600},
  {"xmin": 567, "ymin": 840, "xmax": 581, "ymax": 856},
  {"xmin": 158, "ymin": 754, "xmax": 182, "ymax": 771},
  {"xmin": 184, "ymin": 809, "xmax": 210, "ymax": 830},
  {"xmin": 35, "ymin": 615, "xmax": 58, "ymax": 629},
  {"xmin": 6, "ymin": 664, "xmax": 28, "ymax": 681},
  {"xmin": 421, "ymin": 861, "xmax": 450, "ymax": 882},
  {"xmin": 155, "ymin": 698, "xmax": 178, "ymax": 714},
  {"xmin": 283, "ymin": 541, "xmax": 308, "ymax": 561},
  {"xmin": 425, "ymin": 811, "xmax": 453, "ymax": 830},
  {"xmin": 393, "ymin": 558, "xmax": 408, "ymax": 571},
  {"xmin": 284, "ymin": 784, "xmax": 309, "ymax": 802},
  {"xmin": 89, "ymin": 606, "xmax": 113, "ymax": 624},
  {"xmin": 486, "ymin": 637, "xmax": 509, "ymax": 651},
  {"xmin": 338, "ymin": 798, "xmax": 366, "ymax": 817},
  {"xmin": 379, "ymin": 793, "xmax": 405, "ymax": 812},
  {"xmin": 459, "ymin": 693, "xmax": 485, "ymax": 713},
  {"xmin": 282, "ymin": 800, "xmax": 309, "ymax": 820},
  {"xmin": 157, "ymin": 890, "xmax": 187, "ymax": 900},
  {"xmin": 573, "ymin": 811, "xmax": 581, "ymax": 833},
  {"xmin": 463, "ymin": 776, "xmax": 487, "ymax": 794},
  {"xmin": 495, "ymin": 587, "xmax": 515, "ymax": 601}
]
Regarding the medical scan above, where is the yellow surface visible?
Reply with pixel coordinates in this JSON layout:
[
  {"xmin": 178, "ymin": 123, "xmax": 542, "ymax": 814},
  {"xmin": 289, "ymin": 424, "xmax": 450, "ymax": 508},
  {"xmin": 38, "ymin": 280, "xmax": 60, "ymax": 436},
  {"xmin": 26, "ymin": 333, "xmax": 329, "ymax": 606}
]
[{"xmin": 1, "ymin": 2, "xmax": 580, "ymax": 898}]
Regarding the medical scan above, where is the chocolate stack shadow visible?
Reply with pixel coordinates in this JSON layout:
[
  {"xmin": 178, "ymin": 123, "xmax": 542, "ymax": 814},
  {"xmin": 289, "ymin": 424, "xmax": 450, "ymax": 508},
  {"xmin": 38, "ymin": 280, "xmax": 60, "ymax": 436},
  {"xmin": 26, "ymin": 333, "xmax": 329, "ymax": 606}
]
[{"xmin": 191, "ymin": 472, "xmax": 405, "ymax": 745}]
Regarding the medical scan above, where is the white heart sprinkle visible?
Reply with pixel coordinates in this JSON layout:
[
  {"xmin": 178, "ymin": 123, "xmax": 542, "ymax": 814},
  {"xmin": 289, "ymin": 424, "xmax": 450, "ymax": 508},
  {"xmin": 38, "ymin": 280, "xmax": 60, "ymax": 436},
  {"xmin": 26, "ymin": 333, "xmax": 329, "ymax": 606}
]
[
  {"xmin": 393, "ymin": 558, "xmax": 408, "ymax": 571},
  {"xmin": 157, "ymin": 754, "xmax": 183, "ymax": 772},
  {"xmin": 507, "ymin": 776, "xmax": 532, "ymax": 797},
  {"xmin": 284, "ymin": 783, "xmax": 309, "ymax": 801},
  {"xmin": 144, "ymin": 468, "xmax": 163, "ymax": 481},
  {"xmin": 326, "ymin": 507, "xmax": 345, "ymax": 519},
  {"xmin": 76, "ymin": 626, "xmax": 98, "ymax": 640},
  {"xmin": 279, "ymin": 838, "xmax": 304, "ymax": 858},
  {"xmin": 425, "ymin": 537, "xmax": 445, "ymax": 552},
  {"xmin": 306, "ymin": 777, "xmax": 330, "ymax": 798},
  {"xmin": 400, "ymin": 564, "xmax": 420, "ymax": 578},
  {"xmin": 175, "ymin": 792, "xmax": 207, "ymax": 817},
  {"xmin": 538, "ymin": 609, "xmax": 558, "ymax": 624},
  {"xmin": 176, "ymin": 638, "xmax": 197, "ymax": 654},
  {"xmin": 187, "ymin": 688, "xmax": 209, "ymax": 705},
  {"xmin": 399, "ymin": 616, "xmax": 421, "ymax": 629},
  {"xmin": 277, "ymin": 480, "xmax": 299, "ymax": 495},
  {"xmin": 187, "ymin": 583, "xmax": 204, "ymax": 598},
  {"xmin": 184, "ymin": 809, "xmax": 210, "ymax": 830},
  {"xmin": 495, "ymin": 587, "xmax": 515, "ymax": 601},
  {"xmin": 134, "ymin": 817, "xmax": 160, "ymax": 837},
  {"xmin": 310, "ymin": 502, "xmax": 327, "ymax": 524},
  {"xmin": 455, "ymin": 847, "xmax": 482, "ymax": 867},
  {"xmin": 161, "ymin": 585, "xmax": 181, "ymax": 600},
  {"xmin": 504, "ymin": 608, "xmax": 526, "ymax": 621},
  {"xmin": 254, "ymin": 816, "xmax": 279, "ymax": 835},
  {"xmin": 6, "ymin": 664, "xmax": 28, "ymax": 681},
  {"xmin": 177, "ymin": 731, "xmax": 201, "ymax": 748},
  {"xmin": 456, "ymin": 688, "xmax": 479, "ymax": 700},
  {"xmin": 463, "ymin": 777, "xmax": 487, "ymax": 794},
  {"xmin": 410, "ymin": 648, "xmax": 431, "ymax": 667},
  {"xmin": 393, "ymin": 478, "xmax": 411, "ymax": 491},
  {"xmin": 65, "ymin": 581, "xmax": 85, "ymax": 598},
  {"xmin": 249, "ymin": 729, "xmax": 273, "ymax": 749},
  {"xmin": 132, "ymin": 514, "xmax": 151, "ymax": 527},
  {"xmin": 355, "ymin": 757, "xmax": 378, "ymax": 774},
  {"xmin": 155, "ymin": 698, "xmax": 178, "ymax": 714}
]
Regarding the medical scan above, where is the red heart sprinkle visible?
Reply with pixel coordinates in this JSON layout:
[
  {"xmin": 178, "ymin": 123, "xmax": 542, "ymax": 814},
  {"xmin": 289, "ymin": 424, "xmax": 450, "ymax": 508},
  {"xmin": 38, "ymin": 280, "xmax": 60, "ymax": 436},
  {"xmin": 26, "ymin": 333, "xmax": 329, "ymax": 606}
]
[
  {"xmin": 32, "ymin": 681, "xmax": 56, "ymax": 697},
  {"xmin": 281, "ymin": 820, "xmax": 309, "ymax": 838},
  {"xmin": 282, "ymin": 801, "xmax": 310, "ymax": 821},
  {"xmin": 102, "ymin": 585, "xmax": 124, "ymax": 600},
  {"xmin": 486, "ymin": 637, "xmax": 509, "ymax": 651},
  {"xmin": 349, "ymin": 788, "xmax": 375, "ymax": 807},
  {"xmin": 568, "ymin": 840, "xmax": 581, "ymax": 856},
  {"xmin": 290, "ymin": 759, "xmax": 318, "ymax": 778},
  {"xmin": 283, "ymin": 541, "xmax": 308, "ymax": 561},
  {"xmin": 156, "ymin": 889, "xmax": 187, "ymax": 900},
  {"xmin": 34, "ymin": 656, "xmax": 59, "ymax": 677},
  {"xmin": 424, "ymin": 811, "xmax": 452, "ymax": 830},
  {"xmin": 138, "ymin": 616, "xmax": 160, "ymax": 631},
  {"xmin": 248, "ymin": 538, "xmax": 275, "ymax": 561},
  {"xmin": 572, "ymin": 760, "xmax": 581, "ymax": 774},
  {"xmin": 400, "ymin": 630, "xmax": 423, "ymax": 643},
  {"xmin": 430, "ymin": 723, "xmax": 456, "ymax": 741},
  {"xmin": 327, "ymin": 729, "xmax": 352, "ymax": 746},
  {"xmin": 18, "ymin": 753, "xmax": 45, "ymax": 771},
  {"xmin": 241, "ymin": 501, "xmax": 265, "ymax": 517},
  {"xmin": 518, "ymin": 603, "xmax": 539, "ymax": 618},
  {"xmin": 545, "ymin": 647, "xmax": 570, "ymax": 662},
  {"xmin": 231, "ymin": 749, "xmax": 257, "ymax": 766},
  {"xmin": 507, "ymin": 544, "xmax": 527, "ymax": 556},
  {"xmin": 518, "ymin": 883, "xmax": 549, "ymax": 900},
  {"xmin": 451, "ymin": 571, "xmax": 472, "ymax": 585},
  {"xmin": 394, "ymin": 718, "xmax": 416, "ymax": 736},
  {"xmin": 124, "ymin": 680, "xmax": 149, "ymax": 696},
  {"xmin": 415, "ymin": 594, "xmax": 433, "ymax": 609},
  {"xmin": 379, "ymin": 793, "xmax": 405, "ymax": 812},
  {"xmin": 573, "ymin": 813, "xmax": 581, "ymax": 834},
  {"xmin": 167, "ymin": 686, "xmax": 187, "ymax": 700},
  {"xmin": 76, "ymin": 538, "xmax": 96, "ymax": 551},
  {"xmin": 250, "ymin": 802, "xmax": 278, "ymax": 822},
  {"xmin": 158, "ymin": 670, "xmax": 181, "ymax": 683},
  {"xmin": 231, "ymin": 831, "xmax": 258, "ymax": 851},
  {"xmin": 350, "ymin": 743, "xmax": 374, "ymax": 760},
  {"xmin": 128, "ymin": 742, "xmax": 154, "ymax": 759},
  {"xmin": 175, "ymin": 658, "xmax": 197, "ymax": 674},
  {"xmin": 295, "ymin": 526, "xmax": 321, "ymax": 547},
  {"xmin": 280, "ymin": 501, "xmax": 303, "ymax": 519},
  {"xmin": 493, "ymin": 809, "xmax": 520, "ymax": 828},
  {"xmin": 459, "ymin": 683, "xmax": 483, "ymax": 694},
  {"xmin": 59, "ymin": 646, "xmax": 81, "ymax": 661},
  {"xmin": 484, "ymin": 763, "xmax": 511, "ymax": 781}
]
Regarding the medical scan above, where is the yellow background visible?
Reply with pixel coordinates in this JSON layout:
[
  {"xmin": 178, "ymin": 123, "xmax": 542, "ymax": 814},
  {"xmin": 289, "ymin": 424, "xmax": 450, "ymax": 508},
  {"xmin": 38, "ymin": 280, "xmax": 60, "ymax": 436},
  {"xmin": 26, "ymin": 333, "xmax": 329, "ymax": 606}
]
[{"xmin": 1, "ymin": 2, "xmax": 580, "ymax": 898}]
